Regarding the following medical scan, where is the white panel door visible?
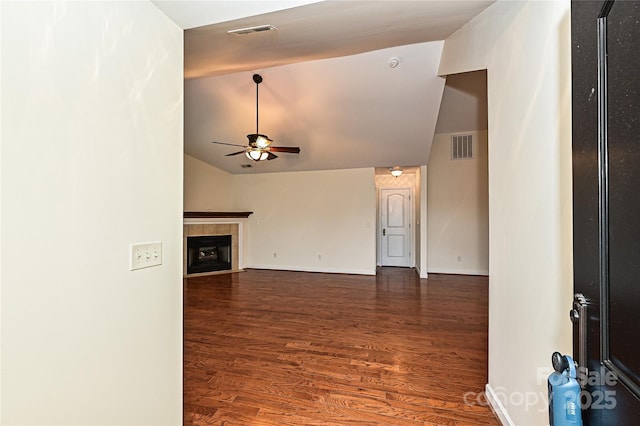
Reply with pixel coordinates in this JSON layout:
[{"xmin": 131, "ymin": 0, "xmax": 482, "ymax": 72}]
[{"xmin": 380, "ymin": 188, "xmax": 411, "ymax": 267}]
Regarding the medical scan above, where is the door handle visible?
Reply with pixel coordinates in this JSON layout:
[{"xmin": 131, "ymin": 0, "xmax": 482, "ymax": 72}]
[
  {"xmin": 570, "ymin": 293, "xmax": 588, "ymax": 386},
  {"xmin": 382, "ymin": 228, "xmax": 386, "ymax": 236}
]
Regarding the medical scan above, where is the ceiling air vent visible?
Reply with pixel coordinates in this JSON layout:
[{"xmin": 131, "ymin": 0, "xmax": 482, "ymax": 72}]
[
  {"xmin": 451, "ymin": 134, "xmax": 474, "ymax": 160},
  {"xmin": 227, "ymin": 25, "xmax": 278, "ymax": 36}
]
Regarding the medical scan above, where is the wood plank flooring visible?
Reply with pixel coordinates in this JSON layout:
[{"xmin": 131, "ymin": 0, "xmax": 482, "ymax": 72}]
[{"xmin": 184, "ymin": 268, "xmax": 498, "ymax": 425}]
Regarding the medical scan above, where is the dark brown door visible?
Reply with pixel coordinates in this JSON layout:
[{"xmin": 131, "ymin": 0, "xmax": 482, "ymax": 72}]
[{"xmin": 572, "ymin": 1, "xmax": 640, "ymax": 424}]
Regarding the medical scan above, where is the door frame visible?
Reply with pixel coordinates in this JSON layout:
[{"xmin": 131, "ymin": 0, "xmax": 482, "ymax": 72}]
[
  {"xmin": 571, "ymin": 0, "xmax": 640, "ymax": 422},
  {"xmin": 377, "ymin": 186, "xmax": 414, "ymax": 267}
]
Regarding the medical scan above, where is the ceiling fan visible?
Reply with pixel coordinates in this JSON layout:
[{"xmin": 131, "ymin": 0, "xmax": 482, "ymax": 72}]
[{"xmin": 212, "ymin": 74, "xmax": 301, "ymax": 161}]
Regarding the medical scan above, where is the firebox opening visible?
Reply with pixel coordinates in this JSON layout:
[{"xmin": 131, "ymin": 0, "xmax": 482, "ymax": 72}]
[{"xmin": 187, "ymin": 235, "xmax": 232, "ymax": 274}]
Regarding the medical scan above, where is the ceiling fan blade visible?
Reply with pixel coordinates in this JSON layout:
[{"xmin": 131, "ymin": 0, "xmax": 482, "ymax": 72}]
[
  {"xmin": 212, "ymin": 141, "xmax": 247, "ymax": 148},
  {"xmin": 269, "ymin": 146, "xmax": 301, "ymax": 154},
  {"xmin": 266, "ymin": 152, "xmax": 278, "ymax": 160},
  {"xmin": 225, "ymin": 150, "xmax": 247, "ymax": 156}
]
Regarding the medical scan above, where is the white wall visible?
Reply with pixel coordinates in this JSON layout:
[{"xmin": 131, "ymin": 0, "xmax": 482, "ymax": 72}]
[
  {"xmin": 184, "ymin": 154, "xmax": 233, "ymax": 211},
  {"xmin": 233, "ymin": 168, "xmax": 377, "ymax": 275},
  {"xmin": 1, "ymin": 2, "xmax": 183, "ymax": 424},
  {"xmin": 435, "ymin": 70, "xmax": 488, "ymax": 134},
  {"xmin": 427, "ymin": 131, "xmax": 488, "ymax": 275},
  {"xmin": 440, "ymin": 1, "xmax": 572, "ymax": 424}
]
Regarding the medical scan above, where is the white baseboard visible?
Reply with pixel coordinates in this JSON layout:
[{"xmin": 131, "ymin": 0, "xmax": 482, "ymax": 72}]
[
  {"xmin": 427, "ymin": 267, "xmax": 489, "ymax": 276},
  {"xmin": 485, "ymin": 384, "xmax": 514, "ymax": 426},
  {"xmin": 244, "ymin": 264, "xmax": 376, "ymax": 276},
  {"xmin": 415, "ymin": 264, "xmax": 428, "ymax": 279}
]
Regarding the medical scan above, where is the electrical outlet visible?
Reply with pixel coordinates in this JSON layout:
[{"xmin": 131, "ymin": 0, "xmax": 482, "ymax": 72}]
[
  {"xmin": 457, "ymin": 256, "xmax": 462, "ymax": 262},
  {"xmin": 318, "ymin": 254, "xmax": 322, "ymax": 261},
  {"xmin": 273, "ymin": 252, "xmax": 277, "ymax": 259},
  {"xmin": 130, "ymin": 241, "xmax": 162, "ymax": 271}
]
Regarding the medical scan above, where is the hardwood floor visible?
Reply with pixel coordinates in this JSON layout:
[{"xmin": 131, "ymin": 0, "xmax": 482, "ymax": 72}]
[{"xmin": 184, "ymin": 268, "xmax": 498, "ymax": 425}]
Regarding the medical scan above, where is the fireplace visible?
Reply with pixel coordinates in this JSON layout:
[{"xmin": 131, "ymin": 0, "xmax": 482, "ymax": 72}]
[
  {"xmin": 183, "ymin": 218, "xmax": 245, "ymax": 276},
  {"xmin": 186, "ymin": 235, "xmax": 232, "ymax": 274}
]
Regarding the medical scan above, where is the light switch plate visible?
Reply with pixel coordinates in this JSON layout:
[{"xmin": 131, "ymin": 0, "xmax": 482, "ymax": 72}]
[{"xmin": 130, "ymin": 241, "xmax": 162, "ymax": 271}]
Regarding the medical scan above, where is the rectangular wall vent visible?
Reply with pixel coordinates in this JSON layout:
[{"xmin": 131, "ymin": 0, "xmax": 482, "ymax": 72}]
[
  {"xmin": 227, "ymin": 25, "xmax": 278, "ymax": 35},
  {"xmin": 451, "ymin": 134, "xmax": 474, "ymax": 160}
]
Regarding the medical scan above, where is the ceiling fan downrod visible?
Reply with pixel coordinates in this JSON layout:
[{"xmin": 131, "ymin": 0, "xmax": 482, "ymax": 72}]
[
  {"xmin": 211, "ymin": 72, "xmax": 300, "ymax": 162},
  {"xmin": 253, "ymin": 73, "xmax": 262, "ymax": 135},
  {"xmin": 248, "ymin": 73, "xmax": 272, "ymax": 152}
]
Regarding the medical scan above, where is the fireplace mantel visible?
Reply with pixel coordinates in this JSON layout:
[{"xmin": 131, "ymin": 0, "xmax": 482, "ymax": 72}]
[{"xmin": 184, "ymin": 211, "xmax": 253, "ymax": 219}]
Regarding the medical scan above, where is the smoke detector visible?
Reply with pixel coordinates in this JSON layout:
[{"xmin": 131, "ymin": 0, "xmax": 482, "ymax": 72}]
[{"xmin": 227, "ymin": 25, "xmax": 278, "ymax": 35}]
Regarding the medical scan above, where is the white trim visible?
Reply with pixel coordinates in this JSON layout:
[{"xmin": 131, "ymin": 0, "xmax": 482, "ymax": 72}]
[
  {"xmin": 415, "ymin": 264, "xmax": 428, "ymax": 279},
  {"xmin": 485, "ymin": 384, "xmax": 514, "ymax": 426},
  {"xmin": 427, "ymin": 267, "xmax": 489, "ymax": 276},
  {"xmin": 183, "ymin": 218, "xmax": 245, "ymax": 225},
  {"xmin": 244, "ymin": 264, "xmax": 376, "ymax": 276}
]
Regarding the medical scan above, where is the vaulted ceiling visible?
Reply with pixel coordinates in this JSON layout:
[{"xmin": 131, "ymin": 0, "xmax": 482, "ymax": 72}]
[{"xmin": 153, "ymin": 1, "xmax": 494, "ymax": 174}]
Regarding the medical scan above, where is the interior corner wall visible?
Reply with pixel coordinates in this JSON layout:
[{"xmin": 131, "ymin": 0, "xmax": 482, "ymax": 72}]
[
  {"xmin": 434, "ymin": 70, "xmax": 488, "ymax": 134},
  {"xmin": 233, "ymin": 168, "xmax": 377, "ymax": 275},
  {"xmin": 418, "ymin": 166, "xmax": 428, "ymax": 278},
  {"xmin": 184, "ymin": 154, "xmax": 233, "ymax": 211},
  {"xmin": 414, "ymin": 168, "xmax": 424, "ymax": 278},
  {"xmin": 439, "ymin": 1, "xmax": 572, "ymax": 424},
  {"xmin": 1, "ymin": 2, "xmax": 183, "ymax": 425},
  {"xmin": 427, "ymin": 131, "xmax": 488, "ymax": 276}
]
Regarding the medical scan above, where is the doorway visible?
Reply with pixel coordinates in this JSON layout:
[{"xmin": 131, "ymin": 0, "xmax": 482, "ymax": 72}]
[
  {"xmin": 374, "ymin": 169, "xmax": 417, "ymax": 269},
  {"xmin": 379, "ymin": 187, "xmax": 413, "ymax": 267},
  {"xmin": 572, "ymin": 0, "xmax": 640, "ymax": 422},
  {"xmin": 427, "ymin": 70, "xmax": 489, "ymax": 276}
]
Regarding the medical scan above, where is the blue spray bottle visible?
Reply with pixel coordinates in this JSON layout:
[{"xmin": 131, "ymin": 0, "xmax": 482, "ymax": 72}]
[{"xmin": 548, "ymin": 352, "xmax": 582, "ymax": 425}]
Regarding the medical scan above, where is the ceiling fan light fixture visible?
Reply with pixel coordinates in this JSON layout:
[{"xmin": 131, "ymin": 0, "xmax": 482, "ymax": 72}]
[
  {"xmin": 246, "ymin": 148, "xmax": 268, "ymax": 162},
  {"xmin": 255, "ymin": 134, "xmax": 272, "ymax": 149},
  {"xmin": 390, "ymin": 166, "xmax": 403, "ymax": 177}
]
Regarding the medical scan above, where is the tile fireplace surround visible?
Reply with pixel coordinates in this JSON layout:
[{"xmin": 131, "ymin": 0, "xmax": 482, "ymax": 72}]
[{"xmin": 183, "ymin": 212, "xmax": 252, "ymax": 277}]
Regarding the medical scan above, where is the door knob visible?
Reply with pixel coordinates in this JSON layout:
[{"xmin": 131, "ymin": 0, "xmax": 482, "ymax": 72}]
[
  {"xmin": 383, "ymin": 229, "xmax": 386, "ymax": 236},
  {"xmin": 570, "ymin": 309, "xmax": 580, "ymax": 323}
]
